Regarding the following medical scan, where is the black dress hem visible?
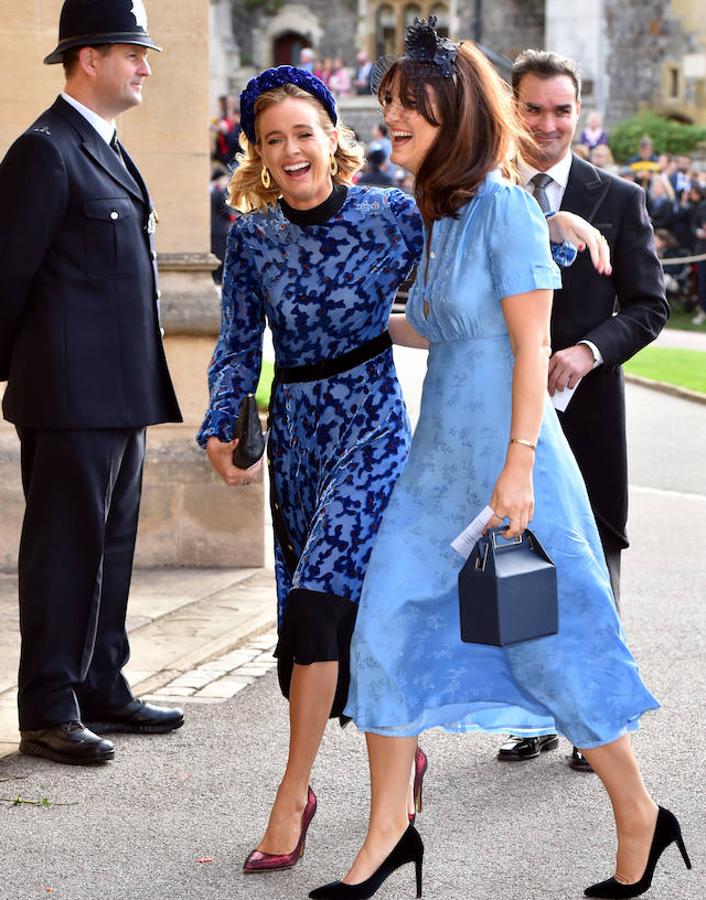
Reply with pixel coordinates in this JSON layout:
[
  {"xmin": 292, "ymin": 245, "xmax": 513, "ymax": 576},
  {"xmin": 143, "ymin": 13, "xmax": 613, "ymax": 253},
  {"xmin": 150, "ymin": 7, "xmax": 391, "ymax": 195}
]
[{"xmin": 274, "ymin": 587, "xmax": 357, "ymax": 722}]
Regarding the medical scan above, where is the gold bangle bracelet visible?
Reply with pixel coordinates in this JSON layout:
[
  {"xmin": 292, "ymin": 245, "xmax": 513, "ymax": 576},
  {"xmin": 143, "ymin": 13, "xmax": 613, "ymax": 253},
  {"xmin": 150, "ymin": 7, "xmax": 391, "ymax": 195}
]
[{"xmin": 509, "ymin": 438, "xmax": 536, "ymax": 451}]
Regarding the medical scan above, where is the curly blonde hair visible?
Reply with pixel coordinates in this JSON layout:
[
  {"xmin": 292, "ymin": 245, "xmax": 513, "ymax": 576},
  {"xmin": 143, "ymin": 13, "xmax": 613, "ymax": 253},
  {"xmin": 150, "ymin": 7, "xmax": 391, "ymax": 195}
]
[{"xmin": 228, "ymin": 84, "xmax": 364, "ymax": 213}]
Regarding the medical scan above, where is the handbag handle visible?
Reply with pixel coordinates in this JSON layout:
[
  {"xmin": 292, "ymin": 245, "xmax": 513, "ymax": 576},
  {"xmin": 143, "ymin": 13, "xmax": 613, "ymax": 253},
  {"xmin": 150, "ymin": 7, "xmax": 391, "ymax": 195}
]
[
  {"xmin": 475, "ymin": 527, "xmax": 532, "ymax": 573},
  {"xmin": 490, "ymin": 528, "xmax": 523, "ymax": 550}
]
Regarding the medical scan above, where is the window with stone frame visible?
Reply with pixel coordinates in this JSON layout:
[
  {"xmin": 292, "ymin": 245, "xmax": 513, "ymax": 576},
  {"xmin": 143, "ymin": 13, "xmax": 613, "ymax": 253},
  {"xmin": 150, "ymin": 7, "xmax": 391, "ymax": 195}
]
[{"xmin": 372, "ymin": 0, "xmax": 450, "ymax": 57}]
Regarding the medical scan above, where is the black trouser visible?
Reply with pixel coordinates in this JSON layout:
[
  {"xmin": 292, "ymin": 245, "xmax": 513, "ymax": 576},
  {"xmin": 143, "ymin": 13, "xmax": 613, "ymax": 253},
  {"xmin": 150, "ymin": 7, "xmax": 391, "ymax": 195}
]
[
  {"xmin": 16, "ymin": 427, "xmax": 145, "ymax": 730},
  {"xmin": 596, "ymin": 521, "xmax": 622, "ymax": 611}
]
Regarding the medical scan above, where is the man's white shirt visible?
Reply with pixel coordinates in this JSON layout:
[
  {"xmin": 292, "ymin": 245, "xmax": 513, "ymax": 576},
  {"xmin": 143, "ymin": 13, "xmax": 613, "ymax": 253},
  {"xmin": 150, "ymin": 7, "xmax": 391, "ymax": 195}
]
[{"xmin": 61, "ymin": 91, "xmax": 116, "ymax": 146}]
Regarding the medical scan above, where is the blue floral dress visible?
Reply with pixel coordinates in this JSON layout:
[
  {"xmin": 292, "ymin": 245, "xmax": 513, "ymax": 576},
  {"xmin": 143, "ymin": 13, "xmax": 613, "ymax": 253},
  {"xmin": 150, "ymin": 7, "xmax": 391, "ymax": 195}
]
[
  {"xmin": 197, "ymin": 185, "xmax": 423, "ymax": 716},
  {"xmin": 345, "ymin": 173, "xmax": 660, "ymax": 748}
]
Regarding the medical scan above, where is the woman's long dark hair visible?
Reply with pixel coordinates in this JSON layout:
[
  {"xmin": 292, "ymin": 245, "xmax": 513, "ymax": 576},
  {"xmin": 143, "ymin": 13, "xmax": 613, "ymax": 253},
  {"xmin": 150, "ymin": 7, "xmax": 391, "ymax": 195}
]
[{"xmin": 379, "ymin": 42, "xmax": 534, "ymax": 224}]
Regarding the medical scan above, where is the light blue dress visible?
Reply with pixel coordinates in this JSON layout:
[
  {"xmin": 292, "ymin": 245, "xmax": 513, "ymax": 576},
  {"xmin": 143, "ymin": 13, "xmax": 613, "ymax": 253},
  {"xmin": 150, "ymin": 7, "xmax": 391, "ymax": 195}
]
[{"xmin": 344, "ymin": 172, "xmax": 660, "ymax": 749}]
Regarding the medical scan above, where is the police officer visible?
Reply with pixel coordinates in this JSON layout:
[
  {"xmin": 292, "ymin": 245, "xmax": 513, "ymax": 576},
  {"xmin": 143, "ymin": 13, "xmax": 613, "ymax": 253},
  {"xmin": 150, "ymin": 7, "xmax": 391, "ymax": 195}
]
[{"xmin": 0, "ymin": 0, "xmax": 184, "ymax": 765}]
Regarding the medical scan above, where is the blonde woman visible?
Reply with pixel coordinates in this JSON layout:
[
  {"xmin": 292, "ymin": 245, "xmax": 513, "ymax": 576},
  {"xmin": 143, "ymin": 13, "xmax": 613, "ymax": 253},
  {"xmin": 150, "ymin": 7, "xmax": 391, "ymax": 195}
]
[{"xmin": 197, "ymin": 66, "xmax": 426, "ymax": 874}]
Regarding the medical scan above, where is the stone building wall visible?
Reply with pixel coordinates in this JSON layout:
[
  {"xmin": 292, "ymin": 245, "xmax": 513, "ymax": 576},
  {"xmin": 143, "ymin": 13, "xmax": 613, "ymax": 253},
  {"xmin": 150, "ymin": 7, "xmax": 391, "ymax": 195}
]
[
  {"xmin": 603, "ymin": 0, "xmax": 699, "ymax": 123},
  {"xmin": 456, "ymin": 0, "xmax": 545, "ymax": 59},
  {"xmin": 231, "ymin": 0, "xmax": 357, "ymax": 71},
  {"xmin": 221, "ymin": 0, "xmax": 706, "ymax": 127}
]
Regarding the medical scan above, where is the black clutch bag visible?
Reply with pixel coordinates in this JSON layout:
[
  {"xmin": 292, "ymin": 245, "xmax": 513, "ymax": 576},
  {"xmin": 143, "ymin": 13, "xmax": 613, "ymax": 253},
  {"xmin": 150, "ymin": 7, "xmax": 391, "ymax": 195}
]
[
  {"xmin": 232, "ymin": 394, "xmax": 266, "ymax": 470},
  {"xmin": 458, "ymin": 527, "xmax": 558, "ymax": 646}
]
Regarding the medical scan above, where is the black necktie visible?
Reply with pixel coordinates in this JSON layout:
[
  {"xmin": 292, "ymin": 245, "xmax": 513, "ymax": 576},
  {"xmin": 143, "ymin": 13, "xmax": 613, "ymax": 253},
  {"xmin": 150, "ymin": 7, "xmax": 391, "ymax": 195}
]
[
  {"xmin": 110, "ymin": 131, "xmax": 125, "ymax": 166},
  {"xmin": 530, "ymin": 173, "xmax": 553, "ymax": 213}
]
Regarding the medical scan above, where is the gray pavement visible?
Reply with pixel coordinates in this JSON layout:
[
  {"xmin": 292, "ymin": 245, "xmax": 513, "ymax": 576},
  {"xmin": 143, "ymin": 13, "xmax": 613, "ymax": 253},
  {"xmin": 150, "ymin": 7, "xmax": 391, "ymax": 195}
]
[
  {"xmin": 0, "ymin": 376, "xmax": 704, "ymax": 899},
  {"xmin": 654, "ymin": 326, "xmax": 706, "ymax": 351}
]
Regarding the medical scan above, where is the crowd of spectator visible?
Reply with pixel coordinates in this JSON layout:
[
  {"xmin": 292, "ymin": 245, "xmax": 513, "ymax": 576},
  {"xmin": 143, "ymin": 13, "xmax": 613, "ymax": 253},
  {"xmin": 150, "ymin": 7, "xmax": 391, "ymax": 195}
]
[
  {"xmin": 300, "ymin": 48, "xmax": 373, "ymax": 97},
  {"xmin": 574, "ymin": 114, "xmax": 706, "ymax": 324}
]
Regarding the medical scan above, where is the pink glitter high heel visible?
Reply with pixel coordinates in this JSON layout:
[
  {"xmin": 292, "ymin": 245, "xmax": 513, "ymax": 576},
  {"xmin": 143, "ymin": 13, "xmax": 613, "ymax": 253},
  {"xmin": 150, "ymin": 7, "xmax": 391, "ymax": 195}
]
[
  {"xmin": 243, "ymin": 786, "xmax": 317, "ymax": 873},
  {"xmin": 409, "ymin": 746, "xmax": 428, "ymax": 824}
]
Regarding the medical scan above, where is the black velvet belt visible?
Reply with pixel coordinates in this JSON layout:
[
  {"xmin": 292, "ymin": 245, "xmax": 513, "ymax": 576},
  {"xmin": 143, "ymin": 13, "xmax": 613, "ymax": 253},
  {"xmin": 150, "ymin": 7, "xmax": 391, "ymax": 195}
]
[{"xmin": 275, "ymin": 331, "xmax": 392, "ymax": 385}]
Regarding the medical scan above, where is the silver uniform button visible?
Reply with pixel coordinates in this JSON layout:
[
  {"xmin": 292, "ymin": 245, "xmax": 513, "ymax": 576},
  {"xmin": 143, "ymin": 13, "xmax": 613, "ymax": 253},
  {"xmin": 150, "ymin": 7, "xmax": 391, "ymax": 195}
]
[
  {"xmin": 429, "ymin": 251, "xmax": 436, "ymax": 259},
  {"xmin": 110, "ymin": 211, "xmax": 119, "ymax": 220},
  {"xmin": 156, "ymin": 289, "xmax": 162, "ymax": 299}
]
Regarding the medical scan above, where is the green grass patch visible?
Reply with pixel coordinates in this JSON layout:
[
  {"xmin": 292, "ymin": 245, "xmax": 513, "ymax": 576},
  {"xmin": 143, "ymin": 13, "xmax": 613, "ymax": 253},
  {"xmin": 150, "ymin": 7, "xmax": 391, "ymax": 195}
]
[
  {"xmin": 256, "ymin": 360, "xmax": 275, "ymax": 410},
  {"xmin": 624, "ymin": 346, "xmax": 706, "ymax": 394},
  {"xmin": 665, "ymin": 305, "xmax": 706, "ymax": 333}
]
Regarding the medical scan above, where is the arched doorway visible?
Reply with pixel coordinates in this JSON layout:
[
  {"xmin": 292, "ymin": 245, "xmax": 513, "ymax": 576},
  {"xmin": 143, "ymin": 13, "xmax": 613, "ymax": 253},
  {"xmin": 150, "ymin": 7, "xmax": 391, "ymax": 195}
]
[{"xmin": 273, "ymin": 31, "xmax": 311, "ymax": 67}]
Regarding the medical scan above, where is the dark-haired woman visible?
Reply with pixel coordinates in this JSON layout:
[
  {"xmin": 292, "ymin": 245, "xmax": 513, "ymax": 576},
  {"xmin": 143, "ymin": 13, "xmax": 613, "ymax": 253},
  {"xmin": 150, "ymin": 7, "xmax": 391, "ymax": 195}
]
[{"xmin": 309, "ymin": 24, "xmax": 687, "ymax": 900}]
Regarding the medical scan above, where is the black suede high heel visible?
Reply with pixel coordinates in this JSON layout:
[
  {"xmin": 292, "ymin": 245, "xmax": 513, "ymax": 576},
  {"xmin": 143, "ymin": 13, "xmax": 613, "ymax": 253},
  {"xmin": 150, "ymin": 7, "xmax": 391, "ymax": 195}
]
[
  {"xmin": 308, "ymin": 824, "xmax": 424, "ymax": 900},
  {"xmin": 584, "ymin": 806, "xmax": 691, "ymax": 898}
]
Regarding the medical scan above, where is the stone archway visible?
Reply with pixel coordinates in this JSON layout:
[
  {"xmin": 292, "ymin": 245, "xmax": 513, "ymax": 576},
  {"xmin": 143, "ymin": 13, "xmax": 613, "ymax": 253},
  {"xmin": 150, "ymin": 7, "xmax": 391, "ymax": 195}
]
[
  {"xmin": 263, "ymin": 4, "xmax": 323, "ymax": 68},
  {"xmin": 273, "ymin": 30, "xmax": 311, "ymax": 66}
]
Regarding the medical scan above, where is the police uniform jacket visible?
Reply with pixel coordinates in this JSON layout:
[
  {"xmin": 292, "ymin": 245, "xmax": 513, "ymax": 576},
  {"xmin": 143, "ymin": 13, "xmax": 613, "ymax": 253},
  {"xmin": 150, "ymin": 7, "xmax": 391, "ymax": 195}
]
[{"xmin": 0, "ymin": 96, "xmax": 181, "ymax": 428}]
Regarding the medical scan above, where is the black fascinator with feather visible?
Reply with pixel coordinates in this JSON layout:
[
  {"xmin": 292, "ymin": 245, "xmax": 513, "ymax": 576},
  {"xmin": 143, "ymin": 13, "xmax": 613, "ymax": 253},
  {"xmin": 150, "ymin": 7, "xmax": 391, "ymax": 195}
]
[
  {"xmin": 370, "ymin": 16, "xmax": 458, "ymax": 94},
  {"xmin": 404, "ymin": 16, "xmax": 458, "ymax": 76}
]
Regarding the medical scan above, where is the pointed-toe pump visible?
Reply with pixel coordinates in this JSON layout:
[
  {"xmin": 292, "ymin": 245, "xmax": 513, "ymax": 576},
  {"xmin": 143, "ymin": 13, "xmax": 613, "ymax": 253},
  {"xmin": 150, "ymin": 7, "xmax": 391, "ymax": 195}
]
[
  {"xmin": 584, "ymin": 806, "xmax": 691, "ymax": 898},
  {"xmin": 308, "ymin": 823, "xmax": 424, "ymax": 900},
  {"xmin": 409, "ymin": 746, "xmax": 429, "ymax": 824},
  {"xmin": 243, "ymin": 786, "xmax": 317, "ymax": 873}
]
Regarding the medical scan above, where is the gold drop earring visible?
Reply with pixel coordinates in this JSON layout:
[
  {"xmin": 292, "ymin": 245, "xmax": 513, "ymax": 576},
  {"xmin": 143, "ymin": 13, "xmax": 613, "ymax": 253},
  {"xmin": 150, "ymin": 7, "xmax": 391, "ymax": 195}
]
[
  {"xmin": 261, "ymin": 166, "xmax": 271, "ymax": 189},
  {"xmin": 329, "ymin": 155, "xmax": 338, "ymax": 177}
]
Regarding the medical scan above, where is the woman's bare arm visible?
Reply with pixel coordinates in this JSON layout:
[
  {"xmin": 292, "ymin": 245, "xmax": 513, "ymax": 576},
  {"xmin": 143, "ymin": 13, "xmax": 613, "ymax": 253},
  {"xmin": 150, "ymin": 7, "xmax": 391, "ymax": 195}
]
[{"xmin": 388, "ymin": 314, "xmax": 430, "ymax": 349}]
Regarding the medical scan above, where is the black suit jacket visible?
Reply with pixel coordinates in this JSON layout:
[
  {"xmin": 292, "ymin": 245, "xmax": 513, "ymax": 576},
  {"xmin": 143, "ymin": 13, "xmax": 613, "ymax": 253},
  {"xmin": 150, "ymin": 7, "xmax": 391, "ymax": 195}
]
[
  {"xmin": 0, "ymin": 96, "xmax": 181, "ymax": 428},
  {"xmin": 555, "ymin": 155, "xmax": 668, "ymax": 546}
]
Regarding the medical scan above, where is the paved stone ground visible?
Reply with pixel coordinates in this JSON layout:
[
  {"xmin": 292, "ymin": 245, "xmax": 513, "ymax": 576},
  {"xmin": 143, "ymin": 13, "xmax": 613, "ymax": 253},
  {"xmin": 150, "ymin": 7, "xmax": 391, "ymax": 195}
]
[{"xmin": 0, "ymin": 569, "xmax": 275, "ymax": 757}]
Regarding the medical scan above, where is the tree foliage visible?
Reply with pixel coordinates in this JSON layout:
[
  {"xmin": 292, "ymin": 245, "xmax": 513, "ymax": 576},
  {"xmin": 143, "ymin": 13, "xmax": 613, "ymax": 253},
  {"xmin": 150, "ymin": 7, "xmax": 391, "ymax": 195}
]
[{"xmin": 609, "ymin": 112, "xmax": 706, "ymax": 161}]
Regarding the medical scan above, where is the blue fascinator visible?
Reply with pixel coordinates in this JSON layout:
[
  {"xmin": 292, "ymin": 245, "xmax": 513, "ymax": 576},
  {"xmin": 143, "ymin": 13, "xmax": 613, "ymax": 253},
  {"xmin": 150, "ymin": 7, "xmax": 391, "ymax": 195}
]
[{"xmin": 239, "ymin": 65, "xmax": 338, "ymax": 143}]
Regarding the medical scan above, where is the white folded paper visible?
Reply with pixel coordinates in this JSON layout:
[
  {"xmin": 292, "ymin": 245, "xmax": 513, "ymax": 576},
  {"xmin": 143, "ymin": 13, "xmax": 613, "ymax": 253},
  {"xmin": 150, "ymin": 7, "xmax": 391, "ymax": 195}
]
[
  {"xmin": 551, "ymin": 380, "xmax": 580, "ymax": 412},
  {"xmin": 451, "ymin": 505, "xmax": 496, "ymax": 560}
]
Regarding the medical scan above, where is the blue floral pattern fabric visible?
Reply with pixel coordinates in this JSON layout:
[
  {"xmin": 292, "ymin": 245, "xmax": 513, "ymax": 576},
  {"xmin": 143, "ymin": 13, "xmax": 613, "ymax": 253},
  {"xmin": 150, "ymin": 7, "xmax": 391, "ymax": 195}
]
[
  {"xmin": 345, "ymin": 173, "xmax": 660, "ymax": 748},
  {"xmin": 197, "ymin": 186, "xmax": 423, "ymax": 630}
]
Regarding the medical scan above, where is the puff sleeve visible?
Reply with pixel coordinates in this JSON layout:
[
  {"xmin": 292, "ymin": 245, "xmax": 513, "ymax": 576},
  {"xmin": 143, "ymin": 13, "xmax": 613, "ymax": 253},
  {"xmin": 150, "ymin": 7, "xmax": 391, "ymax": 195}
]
[{"xmin": 487, "ymin": 184, "xmax": 563, "ymax": 302}]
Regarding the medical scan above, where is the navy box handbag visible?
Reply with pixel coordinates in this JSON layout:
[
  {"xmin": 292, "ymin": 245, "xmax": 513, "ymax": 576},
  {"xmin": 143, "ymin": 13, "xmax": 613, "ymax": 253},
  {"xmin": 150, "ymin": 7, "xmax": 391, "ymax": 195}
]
[{"xmin": 458, "ymin": 527, "xmax": 558, "ymax": 646}]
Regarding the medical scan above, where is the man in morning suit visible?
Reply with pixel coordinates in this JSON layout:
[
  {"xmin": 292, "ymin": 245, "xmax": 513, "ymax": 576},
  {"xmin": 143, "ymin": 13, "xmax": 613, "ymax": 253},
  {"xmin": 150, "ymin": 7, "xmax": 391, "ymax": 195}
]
[
  {"xmin": 0, "ymin": 0, "xmax": 184, "ymax": 765},
  {"xmin": 495, "ymin": 50, "xmax": 668, "ymax": 770}
]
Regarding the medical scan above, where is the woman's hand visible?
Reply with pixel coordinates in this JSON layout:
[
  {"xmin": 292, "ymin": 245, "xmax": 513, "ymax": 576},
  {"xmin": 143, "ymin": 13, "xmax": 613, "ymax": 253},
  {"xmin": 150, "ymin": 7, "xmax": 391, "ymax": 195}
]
[
  {"xmin": 206, "ymin": 436, "xmax": 263, "ymax": 486},
  {"xmin": 487, "ymin": 451, "xmax": 535, "ymax": 538},
  {"xmin": 547, "ymin": 211, "xmax": 612, "ymax": 275}
]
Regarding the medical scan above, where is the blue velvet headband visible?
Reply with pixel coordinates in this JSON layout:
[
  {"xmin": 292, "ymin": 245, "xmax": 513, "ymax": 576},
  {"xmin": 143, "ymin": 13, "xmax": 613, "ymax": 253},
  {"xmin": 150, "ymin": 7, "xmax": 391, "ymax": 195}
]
[{"xmin": 239, "ymin": 66, "xmax": 338, "ymax": 144}]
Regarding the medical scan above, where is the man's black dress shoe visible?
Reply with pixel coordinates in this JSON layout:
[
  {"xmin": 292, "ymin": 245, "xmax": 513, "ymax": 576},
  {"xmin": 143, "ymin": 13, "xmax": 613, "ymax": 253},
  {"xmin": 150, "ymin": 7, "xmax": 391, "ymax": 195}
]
[
  {"xmin": 569, "ymin": 746, "xmax": 595, "ymax": 772},
  {"xmin": 85, "ymin": 699, "xmax": 184, "ymax": 735},
  {"xmin": 497, "ymin": 733, "xmax": 560, "ymax": 761},
  {"xmin": 19, "ymin": 721, "xmax": 114, "ymax": 765}
]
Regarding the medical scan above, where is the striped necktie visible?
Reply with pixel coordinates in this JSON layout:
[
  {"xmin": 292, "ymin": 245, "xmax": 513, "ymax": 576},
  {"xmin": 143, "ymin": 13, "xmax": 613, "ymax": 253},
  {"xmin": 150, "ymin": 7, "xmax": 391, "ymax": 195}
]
[{"xmin": 530, "ymin": 173, "xmax": 553, "ymax": 213}]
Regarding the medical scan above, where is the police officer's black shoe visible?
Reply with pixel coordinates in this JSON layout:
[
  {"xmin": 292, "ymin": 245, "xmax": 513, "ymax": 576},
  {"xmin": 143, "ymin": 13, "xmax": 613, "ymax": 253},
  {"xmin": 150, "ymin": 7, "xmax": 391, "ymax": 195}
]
[{"xmin": 20, "ymin": 721, "xmax": 114, "ymax": 765}]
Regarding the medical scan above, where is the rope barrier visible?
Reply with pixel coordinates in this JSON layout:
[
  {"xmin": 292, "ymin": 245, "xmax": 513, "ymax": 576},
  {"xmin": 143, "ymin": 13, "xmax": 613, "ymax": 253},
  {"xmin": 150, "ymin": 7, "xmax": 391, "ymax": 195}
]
[{"xmin": 659, "ymin": 252, "xmax": 706, "ymax": 265}]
